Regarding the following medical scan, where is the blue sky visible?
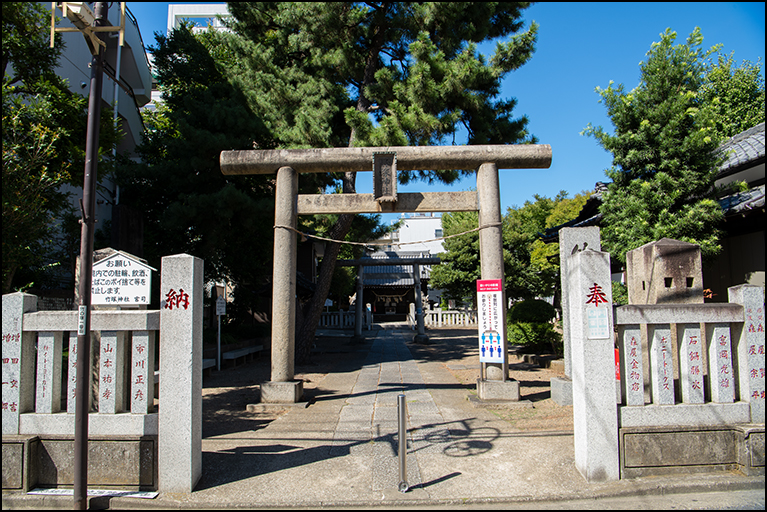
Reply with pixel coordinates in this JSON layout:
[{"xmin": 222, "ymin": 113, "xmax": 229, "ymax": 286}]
[{"xmin": 128, "ymin": 2, "xmax": 765, "ymax": 225}]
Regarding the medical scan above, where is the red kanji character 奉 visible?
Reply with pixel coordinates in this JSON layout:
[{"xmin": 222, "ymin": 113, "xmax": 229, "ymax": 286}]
[{"xmin": 585, "ymin": 283, "xmax": 608, "ymax": 305}]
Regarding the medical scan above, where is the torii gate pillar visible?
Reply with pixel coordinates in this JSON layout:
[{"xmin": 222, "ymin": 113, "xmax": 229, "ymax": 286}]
[{"xmin": 260, "ymin": 166, "xmax": 303, "ymax": 403}]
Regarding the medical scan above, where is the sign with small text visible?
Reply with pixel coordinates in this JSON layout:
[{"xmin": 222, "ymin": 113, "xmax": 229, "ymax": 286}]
[
  {"xmin": 91, "ymin": 252, "xmax": 155, "ymax": 305},
  {"xmin": 477, "ymin": 279, "xmax": 504, "ymax": 363}
]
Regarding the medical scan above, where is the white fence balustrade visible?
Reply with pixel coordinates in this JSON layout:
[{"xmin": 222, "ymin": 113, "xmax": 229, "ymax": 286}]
[
  {"xmin": 424, "ymin": 308, "xmax": 477, "ymax": 327},
  {"xmin": 319, "ymin": 310, "xmax": 357, "ymax": 328}
]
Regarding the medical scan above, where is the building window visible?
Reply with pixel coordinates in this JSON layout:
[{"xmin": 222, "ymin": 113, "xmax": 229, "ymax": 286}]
[{"xmin": 435, "ymin": 229, "xmax": 443, "ymax": 238}]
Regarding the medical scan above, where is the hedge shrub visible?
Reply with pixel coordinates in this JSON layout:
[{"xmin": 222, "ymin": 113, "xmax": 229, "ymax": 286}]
[{"xmin": 507, "ymin": 299, "xmax": 562, "ymax": 355}]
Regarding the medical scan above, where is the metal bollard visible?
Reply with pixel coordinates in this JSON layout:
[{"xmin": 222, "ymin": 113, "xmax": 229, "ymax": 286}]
[{"xmin": 397, "ymin": 393, "xmax": 409, "ymax": 492}]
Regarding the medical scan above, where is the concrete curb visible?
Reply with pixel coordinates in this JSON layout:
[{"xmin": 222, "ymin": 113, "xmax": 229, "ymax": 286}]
[{"xmin": 3, "ymin": 475, "xmax": 764, "ymax": 510}]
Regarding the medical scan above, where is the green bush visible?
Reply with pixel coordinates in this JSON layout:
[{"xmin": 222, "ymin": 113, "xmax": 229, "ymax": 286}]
[
  {"xmin": 507, "ymin": 300, "xmax": 562, "ymax": 355},
  {"xmin": 612, "ymin": 281, "xmax": 628, "ymax": 306},
  {"xmin": 508, "ymin": 299, "xmax": 557, "ymax": 323}
]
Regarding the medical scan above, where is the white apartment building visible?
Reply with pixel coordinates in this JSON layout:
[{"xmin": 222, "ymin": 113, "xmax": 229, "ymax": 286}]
[
  {"xmin": 384, "ymin": 213, "xmax": 445, "ymax": 255},
  {"xmin": 46, "ymin": 2, "xmax": 153, "ymax": 216}
]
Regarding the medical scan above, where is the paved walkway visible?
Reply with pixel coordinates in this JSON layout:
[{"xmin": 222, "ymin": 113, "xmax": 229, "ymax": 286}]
[{"xmin": 3, "ymin": 328, "xmax": 763, "ymax": 509}]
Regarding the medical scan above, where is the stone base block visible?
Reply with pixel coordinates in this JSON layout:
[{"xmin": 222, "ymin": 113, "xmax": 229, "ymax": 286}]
[
  {"xmin": 476, "ymin": 378, "xmax": 520, "ymax": 401},
  {"xmin": 2, "ymin": 435, "xmax": 39, "ymax": 491},
  {"xmin": 619, "ymin": 402, "xmax": 751, "ymax": 427},
  {"xmin": 551, "ymin": 376, "xmax": 572, "ymax": 406},
  {"xmin": 2, "ymin": 435, "xmax": 156, "ymax": 491},
  {"xmin": 620, "ymin": 424, "xmax": 765, "ymax": 478},
  {"xmin": 468, "ymin": 395, "xmax": 532, "ymax": 409},
  {"xmin": 246, "ymin": 401, "xmax": 310, "ymax": 412},
  {"xmin": 413, "ymin": 333, "xmax": 430, "ymax": 344},
  {"xmin": 260, "ymin": 380, "xmax": 304, "ymax": 403}
]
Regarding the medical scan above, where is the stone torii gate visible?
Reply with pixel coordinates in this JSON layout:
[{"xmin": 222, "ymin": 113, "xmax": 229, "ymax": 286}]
[{"xmin": 220, "ymin": 145, "xmax": 552, "ymax": 404}]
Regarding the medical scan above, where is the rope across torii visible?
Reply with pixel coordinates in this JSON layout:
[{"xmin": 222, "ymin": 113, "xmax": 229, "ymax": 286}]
[{"xmin": 220, "ymin": 144, "xmax": 552, "ymax": 404}]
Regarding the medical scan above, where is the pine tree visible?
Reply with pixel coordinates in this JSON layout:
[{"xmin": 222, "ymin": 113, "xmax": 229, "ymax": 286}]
[{"xmin": 226, "ymin": 2, "xmax": 539, "ymax": 362}]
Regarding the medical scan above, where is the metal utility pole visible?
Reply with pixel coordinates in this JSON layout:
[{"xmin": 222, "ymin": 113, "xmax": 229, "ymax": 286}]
[{"xmin": 73, "ymin": 3, "xmax": 108, "ymax": 509}]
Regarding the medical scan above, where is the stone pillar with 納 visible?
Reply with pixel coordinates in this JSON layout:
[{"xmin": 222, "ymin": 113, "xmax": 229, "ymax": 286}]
[
  {"xmin": 569, "ymin": 249, "xmax": 619, "ymax": 482},
  {"xmin": 729, "ymin": 284, "xmax": 765, "ymax": 424},
  {"xmin": 158, "ymin": 253, "xmax": 203, "ymax": 493}
]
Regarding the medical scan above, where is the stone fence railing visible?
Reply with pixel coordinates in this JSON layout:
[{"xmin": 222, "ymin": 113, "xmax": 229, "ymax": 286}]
[
  {"xmin": 2, "ymin": 254, "xmax": 203, "ymax": 493},
  {"xmin": 423, "ymin": 308, "xmax": 477, "ymax": 327},
  {"xmin": 2, "ymin": 306, "xmax": 159, "ymax": 437},
  {"xmin": 319, "ymin": 309, "xmax": 358, "ymax": 329},
  {"xmin": 614, "ymin": 292, "xmax": 764, "ymax": 427}
]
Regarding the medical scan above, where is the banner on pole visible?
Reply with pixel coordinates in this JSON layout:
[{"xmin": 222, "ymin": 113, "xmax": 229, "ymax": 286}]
[{"xmin": 477, "ymin": 279, "xmax": 504, "ymax": 363}]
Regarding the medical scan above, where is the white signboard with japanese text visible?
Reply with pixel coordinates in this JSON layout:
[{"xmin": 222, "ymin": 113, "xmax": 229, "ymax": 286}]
[
  {"xmin": 91, "ymin": 252, "xmax": 155, "ymax": 305},
  {"xmin": 477, "ymin": 279, "xmax": 504, "ymax": 363}
]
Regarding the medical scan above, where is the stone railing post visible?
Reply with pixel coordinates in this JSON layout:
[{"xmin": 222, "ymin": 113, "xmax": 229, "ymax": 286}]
[
  {"xmin": 2, "ymin": 293, "xmax": 38, "ymax": 435},
  {"xmin": 729, "ymin": 285, "xmax": 765, "ymax": 424},
  {"xmin": 158, "ymin": 253, "xmax": 203, "ymax": 493},
  {"xmin": 354, "ymin": 265, "xmax": 364, "ymax": 338},
  {"xmin": 35, "ymin": 331, "xmax": 64, "ymax": 414},
  {"xmin": 569, "ymin": 249, "xmax": 619, "ymax": 482}
]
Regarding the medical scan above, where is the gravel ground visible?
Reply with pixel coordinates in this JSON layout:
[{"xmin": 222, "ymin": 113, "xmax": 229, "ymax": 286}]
[{"xmin": 198, "ymin": 326, "xmax": 573, "ymax": 439}]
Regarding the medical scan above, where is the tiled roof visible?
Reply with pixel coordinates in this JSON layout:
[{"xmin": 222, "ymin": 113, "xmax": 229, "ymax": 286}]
[
  {"xmin": 717, "ymin": 122, "xmax": 765, "ymax": 176},
  {"xmin": 362, "ymin": 251, "xmax": 431, "ymax": 287},
  {"xmin": 718, "ymin": 184, "xmax": 765, "ymax": 217}
]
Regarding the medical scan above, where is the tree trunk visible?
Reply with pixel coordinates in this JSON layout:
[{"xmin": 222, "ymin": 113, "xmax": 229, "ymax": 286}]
[
  {"xmin": 294, "ymin": 8, "xmax": 388, "ymax": 365},
  {"xmin": 295, "ymin": 211, "xmax": 355, "ymax": 364}
]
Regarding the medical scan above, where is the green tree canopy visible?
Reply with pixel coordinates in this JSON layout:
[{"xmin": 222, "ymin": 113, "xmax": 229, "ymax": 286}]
[
  {"xmin": 2, "ymin": 2, "xmax": 118, "ymax": 292},
  {"xmin": 700, "ymin": 53, "xmax": 765, "ymax": 140},
  {"xmin": 583, "ymin": 27, "xmax": 744, "ymax": 265},
  {"xmin": 223, "ymin": 2, "xmax": 539, "ymax": 362},
  {"xmin": 429, "ymin": 210, "xmax": 481, "ymax": 304},
  {"xmin": 431, "ymin": 191, "xmax": 589, "ymax": 307},
  {"xmin": 118, "ymin": 23, "xmax": 278, "ymax": 293}
]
